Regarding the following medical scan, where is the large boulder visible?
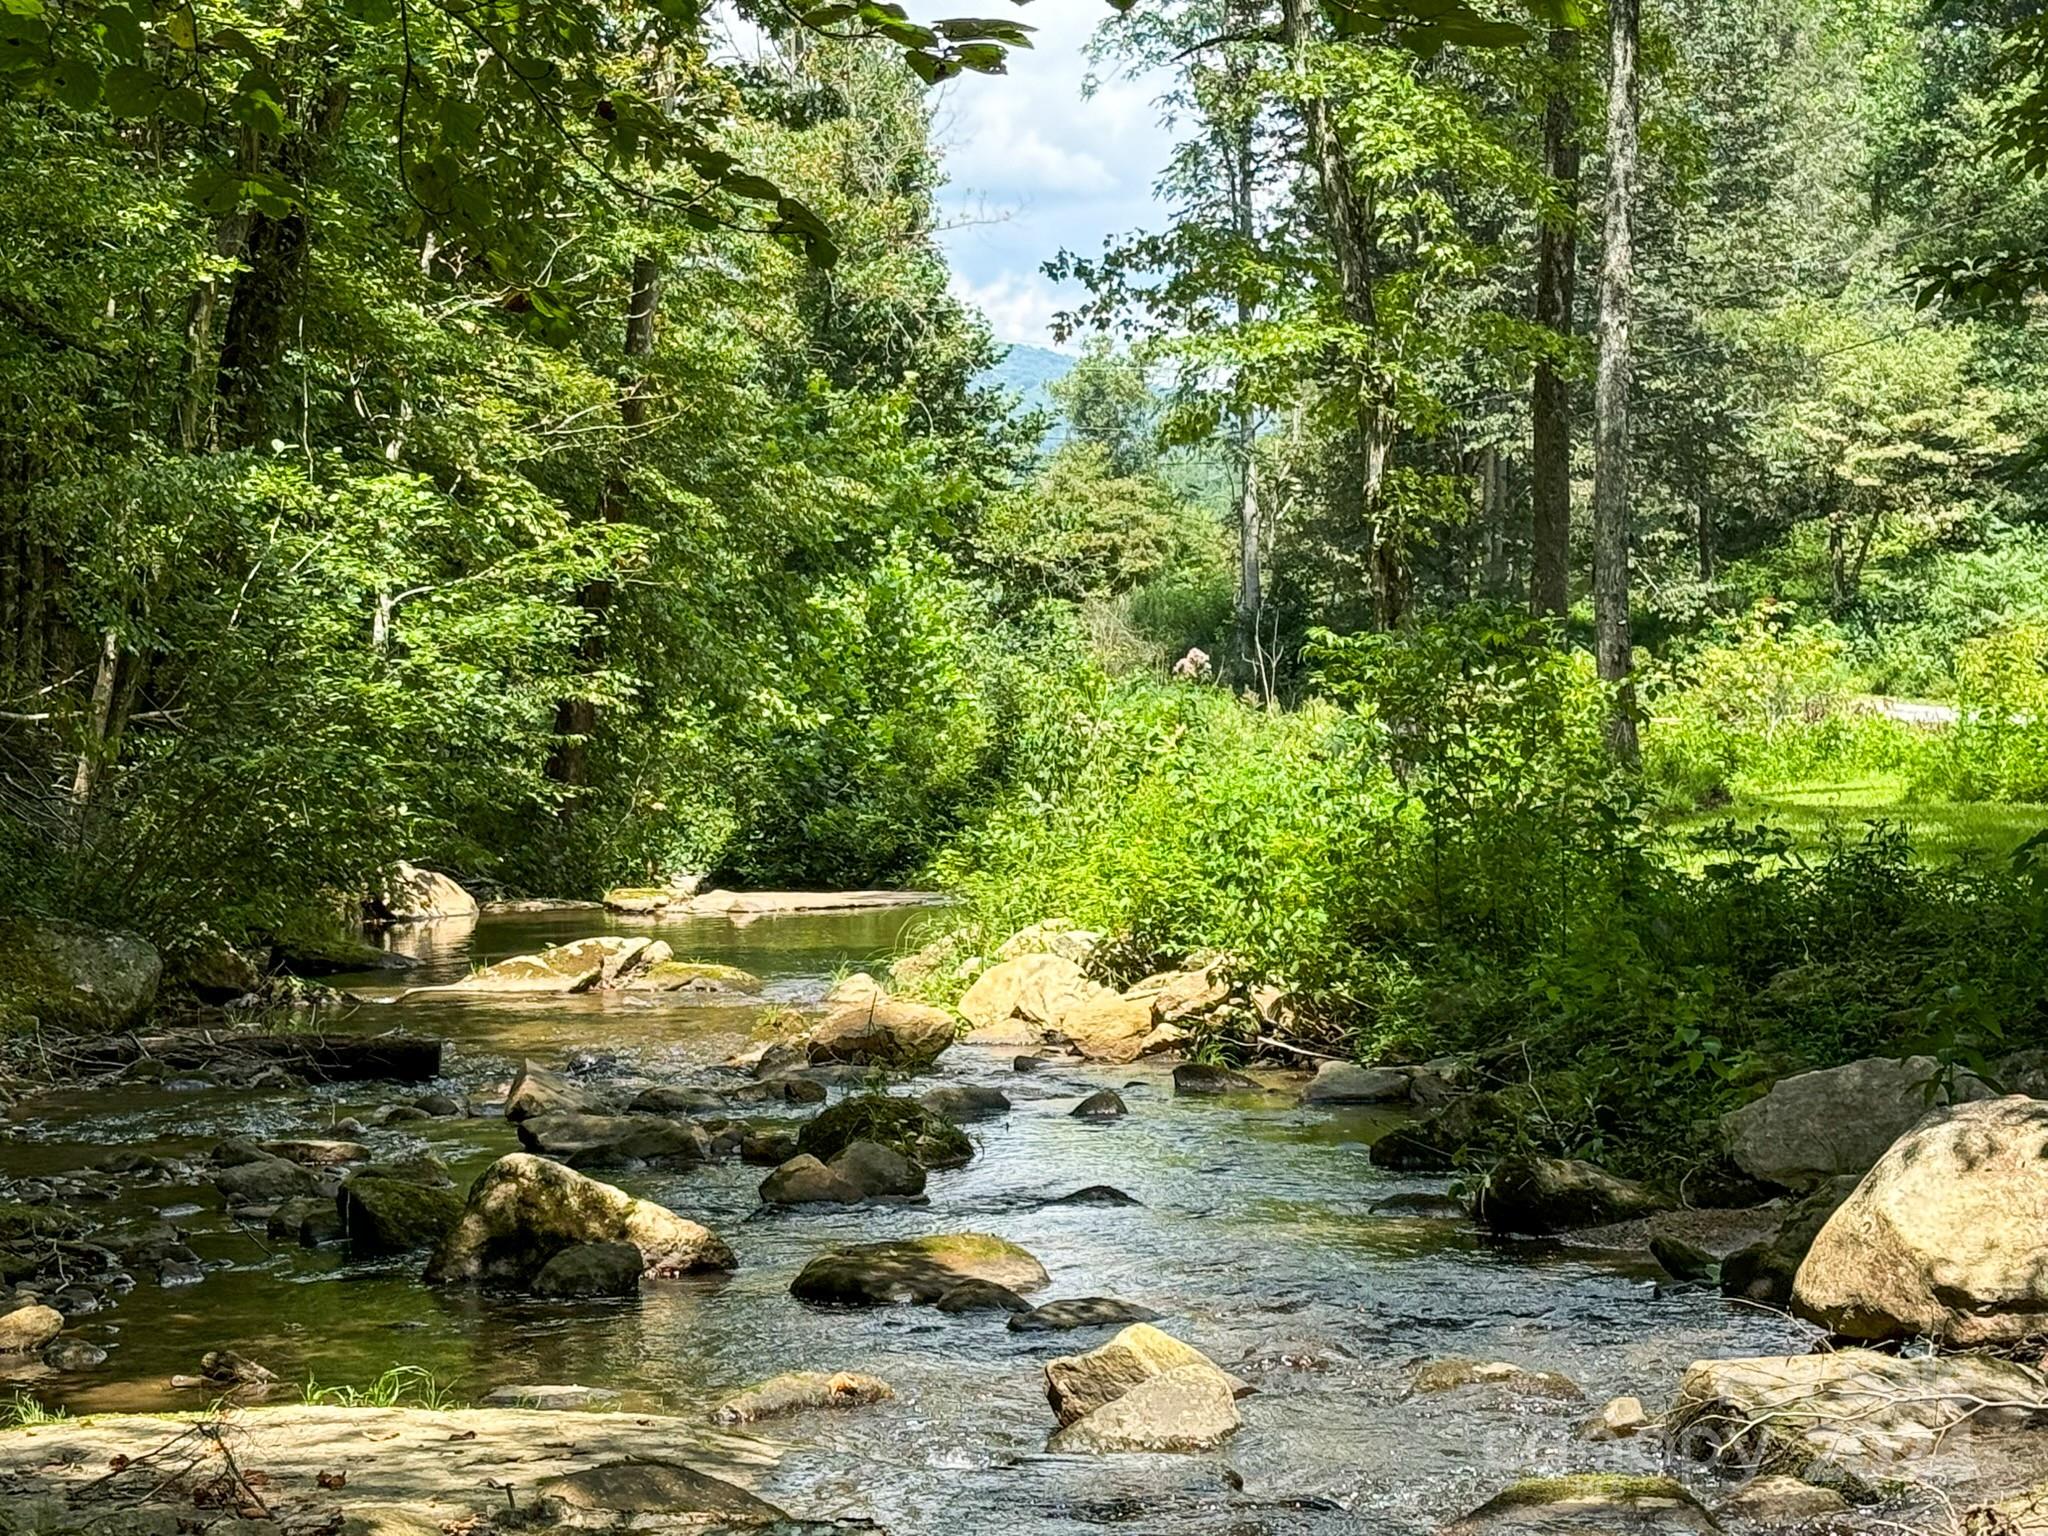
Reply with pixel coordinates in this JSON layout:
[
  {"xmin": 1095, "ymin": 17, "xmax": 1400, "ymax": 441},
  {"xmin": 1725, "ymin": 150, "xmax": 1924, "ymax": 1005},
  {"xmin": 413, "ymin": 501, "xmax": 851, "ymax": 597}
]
[
  {"xmin": 532, "ymin": 1241, "xmax": 643, "ymax": 1299},
  {"xmin": 807, "ymin": 996, "xmax": 956, "ymax": 1070},
  {"xmin": 1046, "ymin": 1364, "xmax": 1240, "ymax": 1455},
  {"xmin": 1303, "ymin": 1061, "xmax": 1412, "ymax": 1105},
  {"xmin": 790, "ymin": 1233, "xmax": 1047, "ymax": 1306},
  {"xmin": 1056, "ymin": 994, "xmax": 1160, "ymax": 1064},
  {"xmin": 1044, "ymin": 1322, "xmax": 1243, "ymax": 1427},
  {"xmin": 1722, "ymin": 1054, "xmax": 1992, "ymax": 1190},
  {"xmin": 1794, "ymin": 1095, "xmax": 2048, "ymax": 1346},
  {"xmin": 1668, "ymin": 1348, "xmax": 2048, "ymax": 1484},
  {"xmin": 338, "ymin": 1174, "xmax": 465, "ymax": 1255},
  {"xmin": 796, "ymin": 1093, "xmax": 973, "ymax": 1169},
  {"xmin": 0, "ymin": 1304, "xmax": 64, "ymax": 1354},
  {"xmin": 425, "ymin": 1153, "xmax": 734, "ymax": 1287},
  {"xmin": 374, "ymin": 862, "xmax": 478, "ymax": 923},
  {"xmin": 624, "ymin": 959, "xmax": 762, "ymax": 994},
  {"xmin": 958, "ymin": 954, "xmax": 1112, "ymax": 1037},
  {"xmin": 1124, "ymin": 964, "xmax": 1230, "ymax": 1024},
  {"xmin": 829, "ymin": 1140, "xmax": 927, "ymax": 1198},
  {"xmin": 995, "ymin": 920, "xmax": 1103, "ymax": 965},
  {"xmin": 919, "ymin": 1084, "xmax": 1011, "ymax": 1123},
  {"xmin": 759, "ymin": 1155, "xmax": 864, "ymax": 1206},
  {"xmin": 505, "ymin": 1060, "xmax": 609, "ymax": 1122},
  {"xmin": 515, "ymin": 1112, "xmax": 710, "ymax": 1168},
  {"xmin": 213, "ymin": 1153, "xmax": 320, "ymax": 1207},
  {"xmin": 0, "ymin": 917, "xmax": 159, "ymax": 1031},
  {"xmin": 1473, "ymin": 1155, "xmax": 1668, "ymax": 1235}
]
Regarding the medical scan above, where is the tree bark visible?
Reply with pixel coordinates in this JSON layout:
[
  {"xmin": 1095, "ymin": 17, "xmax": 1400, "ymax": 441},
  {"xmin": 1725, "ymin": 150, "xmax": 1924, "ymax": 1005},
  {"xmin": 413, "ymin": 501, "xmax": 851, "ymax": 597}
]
[
  {"xmin": 1530, "ymin": 27, "xmax": 1580, "ymax": 619},
  {"xmin": 1225, "ymin": 70, "xmax": 1264, "ymax": 680},
  {"xmin": 171, "ymin": 212, "xmax": 255, "ymax": 453},
  {"xmin": 70, "ymin": 627, "xmax": 121, "ymax": 806},
  {"xmin": 1592, "ymin": 0, "xmax": 1640, "ymax": 764}
]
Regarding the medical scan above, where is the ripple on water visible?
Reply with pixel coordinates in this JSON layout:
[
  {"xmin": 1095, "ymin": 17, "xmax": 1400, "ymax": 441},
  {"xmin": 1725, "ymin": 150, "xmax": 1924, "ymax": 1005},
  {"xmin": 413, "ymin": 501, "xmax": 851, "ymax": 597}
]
[{"xmin": 4, "ymin": 908, "xmax": 1815, "ymax": 1535}]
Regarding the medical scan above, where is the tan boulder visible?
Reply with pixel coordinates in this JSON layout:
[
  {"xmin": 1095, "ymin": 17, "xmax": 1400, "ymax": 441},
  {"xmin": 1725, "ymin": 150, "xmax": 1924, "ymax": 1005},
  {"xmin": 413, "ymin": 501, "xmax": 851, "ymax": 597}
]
[
  {"xmin": 1723, "ymin": 1054, "xmax": 1992, "ymax": 1189},
  {"xmin": 1044, "ymin": 1322, "xmax": 1245, "ymax": 1428},
  {"xmin": 0, "ymin": 1305, "xmax": 63, "ymax": 1354},
  {"xmin": 376, "ymin": 863, "xmax": 478, "ymax": 922},
  {"xmin": 995, "ymin": 920, "xmax": 1103, "ymax": 964},
  {"xmin": 807, "ymin": 997, "xmax": 956, "ymax": 1069},
  {"xmin": 1125, "ymin": 965, "xmax": 1230, "ymax": 1023},
  {"xmin": 1794, "ymin": 1095, "xmax": 2048, "ymax": 1346},
  {"xmin": 1058, "ymin": 994, "xmax": 1157, "ymax": 1064},
  {"xmin": 958, "ymin": 953, "xmax": 1114, "ymax": 1036},
  {"xmin": 1046, "ymin": 1364, "xmax": 1240, "ymax": 1455}
]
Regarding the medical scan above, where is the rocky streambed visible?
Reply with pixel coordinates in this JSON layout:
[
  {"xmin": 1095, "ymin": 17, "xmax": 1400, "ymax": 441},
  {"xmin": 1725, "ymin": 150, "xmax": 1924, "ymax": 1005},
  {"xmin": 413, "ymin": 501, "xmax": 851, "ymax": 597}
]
[{"xmin": 3, "ymin": 903, "xmax": 2047, "ymax": 1535}]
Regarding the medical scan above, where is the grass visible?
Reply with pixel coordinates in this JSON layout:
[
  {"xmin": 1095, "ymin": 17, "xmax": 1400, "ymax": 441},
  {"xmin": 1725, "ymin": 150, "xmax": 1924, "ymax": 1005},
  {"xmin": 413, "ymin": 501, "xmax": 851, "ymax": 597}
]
[
  {"xmin": 0, "ymin": 1391, "xmax": 69, "ymax": 1428},
  {"xmin": 1662, "ymin": 771, "xmax": 2048, "ymax": 864},
  {"xmin": 299, "ymin": 1365, "xmax": 463, "ymax": 1410}
]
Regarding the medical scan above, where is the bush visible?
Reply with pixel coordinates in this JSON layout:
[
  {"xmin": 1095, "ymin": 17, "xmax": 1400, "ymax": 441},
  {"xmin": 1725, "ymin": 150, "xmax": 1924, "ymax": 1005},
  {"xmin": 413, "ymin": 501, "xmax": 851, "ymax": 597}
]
[{"xmin": 1939, "ymin": 623, "xmax": 2048, "ymax": 801}]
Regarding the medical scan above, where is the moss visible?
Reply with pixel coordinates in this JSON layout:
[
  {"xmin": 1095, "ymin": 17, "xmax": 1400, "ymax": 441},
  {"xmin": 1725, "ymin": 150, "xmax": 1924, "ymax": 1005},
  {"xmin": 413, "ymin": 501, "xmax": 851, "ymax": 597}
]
[
  {"xmin": 1456, "ymin": 1475, "xmax": 1720, "ymax": 1531},
  {"xmin": 629, "ymin": 960, "xmax": 762, "ymax": 992},
  {"xmin": 797, "ymin": 1094, "xmax": 972, "ymax": 1169},
  {"xmin": 0, "ymin": 1204, "xmax": 84, "ymax": 1243}
]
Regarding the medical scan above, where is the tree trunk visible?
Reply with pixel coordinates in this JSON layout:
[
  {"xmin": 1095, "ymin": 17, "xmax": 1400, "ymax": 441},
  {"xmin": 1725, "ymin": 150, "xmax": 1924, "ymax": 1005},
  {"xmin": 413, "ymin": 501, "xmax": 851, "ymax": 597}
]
[
  {"xmin": 1481, "ymin": 446, "xmax": 1515, "ymax": 598},
  {"xmin": 1225, "ymin": 80, "xmax": 1264, "ymax": 680},
  {"xmin": 1530, "ymin": 27, "xmax": 1580, "ymax": 619},
  {"xmin": 171, "ymin": 212, "xmax": 255, "ymax": 453},
  {"xmin": 1592, "ymin": 0, "xmax": 1639, "ymax": 764},
  {"xmin": 550, "ymin": 252, "xmax": 661, "ymax": 795},
  {"xmin": 70, "ymin": 627, "xmax": 121, "ymax": 806}
]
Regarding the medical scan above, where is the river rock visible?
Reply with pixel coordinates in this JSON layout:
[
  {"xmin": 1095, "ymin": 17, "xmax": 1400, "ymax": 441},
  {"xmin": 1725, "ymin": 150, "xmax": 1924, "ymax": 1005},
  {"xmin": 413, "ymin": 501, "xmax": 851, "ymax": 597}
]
[
  {"xmin": 213, "ymin": 1153, "xmax": 320, "ymax": 1207},
  {"xmin": 790, "ymin": 1233, "xmax": 1048, "ymax": 1306},
  {"xmin": 1411, "ymin": 1358, "xmax": 1582, "ymax": 1400},
  {"xmin": 826, "ymin": 972, "xmax": 887, "ymax": 1008},
  {"xmin": 807, "ymin": 996, "xmax": 956, "ymax": 1070},
  {"xmin": 271, "ymin": 1194, "xmax": 343, "ymax": 1246},
  {"xmin": 1716, "ymin": 1477, "xmax": 1847, "ymax": 1523},
  {"xmin": 374, "ymin": 862, "xmax": 478, "ymax": 922},
  {"xmin": 1044, "ymin": 1322, "xmax": 1244, "ymax": 1427},
  {"xmin": 626, "ymin": 1084, "xmax": 725, "ymax": 1116},
  {"xmin": 517, "ymin": 1111, "xmax": 710, "ymax": 1168},
  {"xmin": 42, "ymin": 1338, "xmax": 107, "ymax": 1371},
  {"xmin": 830, "ymin": 1140, "xmax": 926, "ymax": 1198},
  {"xmin": 1473, "ymin": 1155, "xmax": 1667, "ymax": 1235},
  {"xmin": 1057, "ymin": 994, "xmax": 1157, "ymax": 1064},
  {"xmin": 1794, "ymin": 1095, "xmax": 2048, "ymax": 1345},
  {"xmin": 602, "ymin": 886, "xmax": 671, "ymax": 914},
  {"xmin": 272, "ymin": 933, "xmax": 414, "ymax": 976},
  {"xmin": 426, "ymin": 1154, "xmax": 734, "ymax": 1287},
  {"xmin": 338, "ymin": 1175, "xmax": 465, "ymax": 1255},
  {"xmin": 1009, "ymin": 1297, "xmax": 1163, "ymax": 1332},
  {"xmin": 728, "ymin": 1074, "xmax": 827, "ymax": 1106},
  {"xmin": 0, "ymin": 1304, "xmax": 63, "ymax": 1353},
  {"xmin": 712, "ymin": 1370, "xmax": 894, "ymax": 1423},
  {"xmin": 261, "ymin": 1138, "xmax": 369, "ymax": 1167},
  {"xmin": 935, "ymin": 1278, "xmax": 1032, "ymax": 1313},
  {"xmin": 1126, "ymin": 964, "xmax": 1231, "ymax": 1024},
  {"xmin": 0, "ymin": 917, "xmax": 159, "ymax": 1031},
  {"xmin": 623, "ymin": 960, "xmax": 762, "ymax": 994},
  {"xmin": 1072, "ymin": 1089, "xmax": 1128, "ymax": 1118},
  {"xmin": 959, "ymin": 954, "xmax": 1112, "ymax": 1037},
  {"xmin": 482, "ymin": 1384, "xmax": 622, "ymax": 1409},
  {"xmin": 1580, "ymin": 1396, "xmax": 1650, "ymax": 1441},
  {"xmin": 741, "ymin": 1126, "xmax": 801, "ymax": 1166},
  {"xmin": 1303, "ymin": 1061, "xmax": 1411, "ymax": 1105},
  {"xmin": 796, "ymin": 1093, "xmax": 973, "ymax": 1168},
  {"xmin": 1047, "ymin": 1363, "xmax": 1241, "ymax": 1455},
  {"xmin": 1368, "ymin": 1090, "xmax": 1517, "ymax": 1171},
  {"xmin": 1444, "ymin": 1475, "xmax": 1718, "ymax": 1536},
  {"xmin": 996, "ymin": 920, "xmax": 1103, "ymax": 964},
  {"xmin": 534, "ymin": 1459, "xmax": 790, "ymax": 1526},
  {"xmin": 174, "ymin": 930, "xmax": 264, "ymax": 1003},
  {"xmin": 1173, "ymin": 1063, "xmax": 1257, "ymax": 1096},
  {"xmin": 532, "ymin": 1241, "xmax": 644, "ymax": 1299},
  {"xmin": 1049, "ymin": 1184, "xmax": 1141, "ymax": 1206},
  {"xmin": 919, "ymin": 1084, "xmax": 1011, "ymax": 1122},
  {"xmin": 1722, "ymin": 1054, "xmax": 1992, "ymax": 1189},
  {"xmin": 1718, "ymin": 1177, "xmax": 1859, "ymax": 1305},
  {"xmin": 759, "ymin": 1155, "xmax": 863, "ymax": 1206},
  {"xmin": 1668, "ymin": 1348, "xmax": 2048, "ymax": 1481},
  {"xmin": 506, "ymin": 1060, "xmax": 609, "ymax": 1121}
]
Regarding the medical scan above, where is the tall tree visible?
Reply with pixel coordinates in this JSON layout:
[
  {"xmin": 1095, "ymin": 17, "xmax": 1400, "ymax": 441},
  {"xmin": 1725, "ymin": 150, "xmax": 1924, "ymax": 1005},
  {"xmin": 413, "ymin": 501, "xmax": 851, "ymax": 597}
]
[
  {"xmin": 1592, "ymin": 0, "xmax": 1639, "ymax": 760},
  {"xmin": 1530, "ymin": 27, "xmax": 1580, "ymax": 618}
]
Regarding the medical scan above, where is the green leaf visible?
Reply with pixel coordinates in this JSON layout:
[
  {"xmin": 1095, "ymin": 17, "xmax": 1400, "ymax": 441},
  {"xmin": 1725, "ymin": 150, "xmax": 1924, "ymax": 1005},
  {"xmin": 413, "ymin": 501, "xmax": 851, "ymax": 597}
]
[
  {"xmin": 934, "ymin": 17, "xmax": 1033, "ymax": 43},
  {"xmin": 102, "ymin": 62, "xmax": 161, "ymax": 116},
  {"xmin": 161, "ymin": 8, "xmax": 195, "ymax": 49},
  {"xmin": 44, "ymin": 55, "xmax": 100, "ymax": 109}
]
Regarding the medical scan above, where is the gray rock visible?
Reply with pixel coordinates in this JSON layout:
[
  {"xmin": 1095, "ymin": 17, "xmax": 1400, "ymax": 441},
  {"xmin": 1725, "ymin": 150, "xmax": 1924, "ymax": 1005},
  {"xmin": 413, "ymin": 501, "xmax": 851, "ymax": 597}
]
[
  {"xmin": 829, "ymin": 1139, "xmax": 927, "ymax": 1198},
  {"xmin": 628, "ymin": 1084, "xmax": 727, "ymax": 1116},
  {"xmin": 919, "ymin": 1083, "xmax": 1012, "ymax": 1122},
  {"xmin": 338, "ymin": 1175, "xmax": 465, "ymax": 1255},
  {"xmin": 515, "ymin": 1112, "xmax": 710, "ymax": 1168},
  {"xmin": 934, "ymin": 1278, "xmax": 1032, "ymax": 1313},
  {"xmin": 1172, "ymin": 1063, "xmax": 1257, "ymax": 1096},
  {"xmin": 740, "ymin": 1126, "xmax": 801, "ymax": 1166},
  {"xmin": 1009, "ymin": 1297, "xmax": 1163, "ymax": 1332},
  {"xmin": 759, "ymin": 1154, "xmax": 864, "ymax": 1206},
  {"xmin": 1071, "ymin": 1089, "xmax": 1128, "ymax": 1119},
  {"xmin": 212, "ymin": 1155, "xmax": 320, "ymax": 1207},
  {"xmin": 0, "ymin": 917, "xmax": 160, "ymax": 1030},
  {"xmin": 535, "ymin": 1459, "xmax": 790, "ymax": 1525},
  {"xmin": 1720, "ymin": 1177, "xmax": 1860, "ymax": 1305},
  {"xmin": 1048, "ymin": 1184, "xmax": 1141, "ymax": 1207},
  {"xmin": 1722, "ymin": 1054, "xmax": 1992, "ymax": 1189},
  {"xmin": 1302, "ymin": 1061, "xmax": 1411, "ymax": 1105},
  {"xmin": 532, "ymin": 1241, "xmax": 643, "ymax": 1299},
  {"xmin": 505, "ymin": 1060, "xmax": 608, "ymax": 1122},
  {"xmin": 42, "ymin": 1338, "xmax": 107, "ymax": 1371},
  {"xmin": 1473, "ymin": 1155, "xmax": 1667, "ymax": 1235}
]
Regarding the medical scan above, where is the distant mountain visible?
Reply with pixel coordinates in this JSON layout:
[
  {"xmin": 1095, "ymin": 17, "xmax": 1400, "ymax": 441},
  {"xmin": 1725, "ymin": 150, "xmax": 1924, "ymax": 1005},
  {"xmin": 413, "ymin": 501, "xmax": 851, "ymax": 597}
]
[{"xmin": 979, "ymin": 343, "xmax": 1074, "ymax": 422}]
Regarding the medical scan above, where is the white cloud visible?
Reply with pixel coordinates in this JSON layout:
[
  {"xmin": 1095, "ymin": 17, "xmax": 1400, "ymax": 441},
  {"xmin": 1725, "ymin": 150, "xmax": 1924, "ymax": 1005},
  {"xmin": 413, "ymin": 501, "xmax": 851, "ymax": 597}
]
[{"xmin": 949, "ymin": 270, "xmax": 1073, "ymax": 349}]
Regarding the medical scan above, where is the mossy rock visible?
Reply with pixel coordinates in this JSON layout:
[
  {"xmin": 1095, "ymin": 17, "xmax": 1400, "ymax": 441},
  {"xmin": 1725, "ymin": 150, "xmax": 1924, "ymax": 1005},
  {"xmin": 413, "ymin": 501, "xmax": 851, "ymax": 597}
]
[
  {"xmin": 0, "ymin": 917, "xmax": 160, "ymax": 1032},
  {"xmin": 1447, "ymin": 1475, "xmax": 1720, "ymax": 1534},
  {"xmin": 340, "ymin": 1175, "xmax": 466, "ymax": 1256},
  {"xmin": 624, "ymin": 960, "xmax": 763, "ymax": 993},
  {"xmin": 272, "ymin": 932, "xmax": 414, "ymax": 977},
  {"xmin": 796, "ymin": 1094, "xmax": 972, "ymax": 1170},
  {"xmin": 790, "ymin": 1232, "xmax": 1048, "ymax": 1305},
  {"xmin": 0, "ymin": 1202, "xmax": 84, "ymax": 1243}
]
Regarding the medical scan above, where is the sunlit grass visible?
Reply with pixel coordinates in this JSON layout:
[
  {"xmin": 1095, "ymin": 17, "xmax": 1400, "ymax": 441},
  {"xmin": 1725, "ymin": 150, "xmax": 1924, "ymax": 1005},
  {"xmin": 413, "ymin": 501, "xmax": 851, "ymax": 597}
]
[
  {"xmin": 0, "ymin": 1392, "xmax": 69, "ymax": 1428},
  {"xmin": 1661, "ymin": 772, "xmax": 2048, "ymax": 863},
  {"xmin": 299, "ymin": 1365, "xmax": 463, "ymax": 1410}
]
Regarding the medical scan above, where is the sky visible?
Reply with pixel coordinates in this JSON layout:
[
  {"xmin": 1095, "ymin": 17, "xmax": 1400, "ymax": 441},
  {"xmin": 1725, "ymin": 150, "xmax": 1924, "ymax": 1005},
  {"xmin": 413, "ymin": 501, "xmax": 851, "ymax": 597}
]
[{"xmin": 930, "ymin": 0, "xmax": 1177, "ymax": 351}]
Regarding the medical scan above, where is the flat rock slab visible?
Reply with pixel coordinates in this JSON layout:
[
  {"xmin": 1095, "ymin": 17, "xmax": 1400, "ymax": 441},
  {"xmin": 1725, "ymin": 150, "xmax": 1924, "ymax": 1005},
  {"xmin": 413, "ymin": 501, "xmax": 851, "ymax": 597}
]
[
  {"xmin": 0, "ymin": 1406, "xmax": 776, "ymax": 1529},
  {"xmin": 682, "ymin": 889, "xmax": 944, "ymax": 915}
]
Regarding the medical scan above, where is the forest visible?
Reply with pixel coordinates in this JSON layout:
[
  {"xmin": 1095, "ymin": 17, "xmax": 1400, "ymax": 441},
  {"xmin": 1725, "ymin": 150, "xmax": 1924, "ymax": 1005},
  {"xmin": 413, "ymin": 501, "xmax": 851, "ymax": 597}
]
[{"xmin": 9, "ymin": 0, "xmax": 2048, "ymax": 1523}]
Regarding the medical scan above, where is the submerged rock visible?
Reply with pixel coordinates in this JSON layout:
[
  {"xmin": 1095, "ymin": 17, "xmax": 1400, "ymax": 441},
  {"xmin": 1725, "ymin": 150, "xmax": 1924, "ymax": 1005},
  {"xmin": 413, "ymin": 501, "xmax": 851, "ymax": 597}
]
[
  {"xmin": 1473, "ymin": 1155, "xmax": 1667, "ymax": 1235},
  {"xmin": 935, "ymin": 1278, "xmax": 1032, "ymax": 1313},
  {"xmin": 1722, "ymin": 1054, "xmax": 1991, "ymax": 1189},
  {"xmin": 1793, "ymin": 1095, "xmax": 2048, "ymax": 1345},
  {"xmin": 1445, "ymin": 1475, "xmax": 1718, "ymax": 1535},
  {"xmin": 515, "ymin": 1111, "xmax": 710, "ymax": 1168},
  {"xmin": 532, "ymin": 1241, "xmax": 644, "ymax": 1299},
  {"xmin": 1049, "ymin": 1184, "xmax": 1141, "ymax": 1207},
  {"xmin": 919, "ymin": 1083, "xmax": 1011, "ymax": 1123},
  {"xmin": 426, "ymin": 1153, "xmax": 734, "ymax": 1288},
  {"xmin": 1410, "ymin": 1358, "xmax": 1582, "ymax": 1400},
  {"xmin": 482, "ymin": 1384, "xmax": 622, "ymax": 1409},
  {"xmin": 0, "ymin": 917, "xmax": 159, "ymax": 1031},
  {"xmin": 260, "ymin": 1138, "xmax": 368, "ymax": 1167},
  {"xmin": 623, "ymin": 959, "xmax": 762, "ymax": 994},
  {"xmin": 1071, "ymin": 1089, "xmax": 1128, "ymax": 1119},
  {"xmin": 796, "ymin": 1093, "xmax": 973, "ymax": 1169},
  {"xmin": 790, "ymin": 1233, "xmax": 1048, "ymax": 1306},
  {"xmin": 711, "ymin": 1370, "xmax": 894, "ymax": 1423},
  {"xmin": 1047, "ymin": 1364, "xmax": 1241, "ymax": 1455},
  {"xmin": 1009, "ymin": 1297, "xmax": 1163, "ymax": 1332}
]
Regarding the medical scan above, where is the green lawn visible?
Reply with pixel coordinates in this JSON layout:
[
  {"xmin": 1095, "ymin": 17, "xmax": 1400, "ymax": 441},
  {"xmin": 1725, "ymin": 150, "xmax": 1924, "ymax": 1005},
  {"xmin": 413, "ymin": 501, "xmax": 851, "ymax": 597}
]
[{"xmin": 1660, "ymin": 772, "xmax": 2048, "ymax": 863}]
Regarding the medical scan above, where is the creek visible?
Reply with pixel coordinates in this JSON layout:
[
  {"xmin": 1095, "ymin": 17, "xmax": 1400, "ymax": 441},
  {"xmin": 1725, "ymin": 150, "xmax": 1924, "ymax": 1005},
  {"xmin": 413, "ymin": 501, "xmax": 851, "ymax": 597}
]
[{"xmin": 0, "ymin": 906, "xmax": 1812, "ymax": 1533}]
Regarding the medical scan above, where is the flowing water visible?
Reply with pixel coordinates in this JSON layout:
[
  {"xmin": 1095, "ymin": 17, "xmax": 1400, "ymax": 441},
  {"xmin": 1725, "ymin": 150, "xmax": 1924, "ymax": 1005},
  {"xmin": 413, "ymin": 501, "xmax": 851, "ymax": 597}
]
[{"xmin": 0, "ymin": 907, "xmax": 1815, "ymax": 1533}]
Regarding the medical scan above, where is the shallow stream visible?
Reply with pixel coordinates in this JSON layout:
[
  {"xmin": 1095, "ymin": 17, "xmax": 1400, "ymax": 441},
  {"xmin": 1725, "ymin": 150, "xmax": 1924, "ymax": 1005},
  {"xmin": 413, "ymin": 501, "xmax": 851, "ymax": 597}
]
[{"xmin": 0, "ymin": 906, "xmax": 1815, "ymax": 1533}]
